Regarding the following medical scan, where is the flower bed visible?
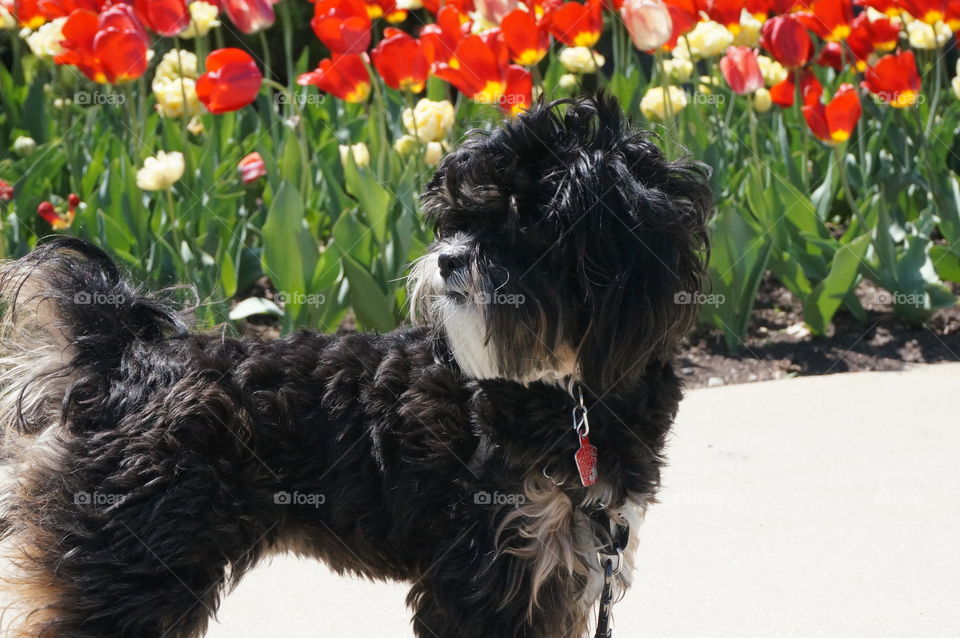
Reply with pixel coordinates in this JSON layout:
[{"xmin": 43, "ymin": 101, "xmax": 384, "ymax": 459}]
[{"xmin": 0, "ymin": 0, "xmax": 958, "ymax": 344}]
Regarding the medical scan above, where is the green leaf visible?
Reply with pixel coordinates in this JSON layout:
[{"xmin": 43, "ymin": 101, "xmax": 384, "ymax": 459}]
[
  {"xmin": 804, "ymin": 234, "xmax": 871, "ymax": 335},
  {"xmin": 341, "ymin": 254, "xmax": 395, "ymax": 332},
  {"xmin": 342, "ymin": 154, "xmax": 393, "ymax": 245},
  {"xmin": 930, "ymin": 245, "xmax": 960, "ymax": 283},
  {"xmin": 260, "ymin": 181, "xmax": 318, "ymax": 322}
]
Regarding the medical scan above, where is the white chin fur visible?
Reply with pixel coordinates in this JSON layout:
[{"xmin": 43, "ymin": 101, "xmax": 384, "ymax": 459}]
[{"xmin": 408, "ymin": 250, "xmax": 576, "ymax": 387}]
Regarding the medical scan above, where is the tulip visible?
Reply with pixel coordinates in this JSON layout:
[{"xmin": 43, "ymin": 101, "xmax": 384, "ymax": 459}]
[
  {"xmin": 558, "ymin": 46, "xmax": 604, "ymax": 73},
  {"xmin": 501, "ymin": 64, "xmax": 532, "ymax": 116},
  {"xmin": 181, "ymin": 1, "xmax": 221, "ymax": 38},
  {"xmin": 38, "ymin": 200, "xmax": 75, "ymax": 230},
  {"xmin": 13, "ymin": 135, "xmax": 37, "ymax": 156},
  {"xmin": 906, "ymin": 20, "xmax": 953, "ymax": 49},
  {"xmin": 640, "ymin": 85, "xmax": 688, "ymax": 120},
  {"xmin": 753, "ymin": 87, "xmax": 773, "ymax": 112},
  {"xmin": 394, "ymin": 134, "xmax": 418, "ymax": 156},
  {"xmin": 673, "ymin": 19, "xmax": 733, "ymax": 59},
  {"xmin": 704, "ymin": 0, "xmax": 745, "ymax": 34},
  {"xmin": 760, "ymin": 15, "xmax": 813, "ymax": 69},
  {"xmin": 661, "ymin": 0, "xmax": 699, "ymax": 50},
  {"xmin": 0, "ymin": 179, "xmax": 14, "ymax": 202},
  {"xmin": 137, "ymin": 151, "xmax": 186, "ymax": 191},
  {"xmin": 620, "ymin": 0, "xmax": 672, "ymax": 51},
  {"xmin": 23, "ymin": 17, "xmax": 67, "ymax": 59},
  {"xmin": 14, "ymin": 0, "xmax": 45, "ymax": 28},
  {"xmin": 423, "ymin": 141, "xmax": 444, "ymax": 166},
  {"xmin": 221, "ymin": 0, "xmax": 275, "ymax": 33},
  {"xmin": 196, "ymin": 48, "xmax": 263, "ymax": 114},
  {"xmin": 501, "ymin": 9, "xmax": 549, "ymax": 65},
  {"xmin": 153, "ymin": 77, "xmax": 202, "ymax": 118},
  {"xmin": 239, "ymin": 152, "xmax": 267, "ymax": 183},
  {"xmin": 297, "ymin": 53, "xmax": 371, "ymax": 103},
  {"xmin": 757, "ymin": 55, "xmax": 788, "ymax": 86},
  {"xmin": 548, "ymin": 0, "xmax": 603, "ymax": 47},
  {"xmin": 312, "ymin": 0, "xmax": 372, "ymax": 55},
  {"xmin": 815, "ymin": 41, "xmax": 843, "ymax": 71},
  {"xmin": 339, "ymin": 143, "xmax": 370, "ymax": 169},
  {"xmin": 769, "ymin": 68, "xmax": 822, "ymax": 108},
  {"xmin": 720, "ymin": 46, "xmax": 764, "ymax": 94},
  {"xmin": 662, "ymin": 57, "xmax": 694, "ymax": 81},
  {"xmin": 433, "ymin": 34, "xmax": 510, "ymax": 104},
  {"xmin": 55, "ymin": 6, "xmax": 150, "ymax": 83},
  {"xmin": 419, "ymin": 6, "xmax": 466, "ymax": 66},
  {"xmin": 854, "ymin": 0, "xmax": 899, "ymax": 16},
  {"xmin": 372, "ymin": 29, "xmax": 430, "ymax": 92},
  {"xmin": 473, "ymin": 0, "xmax": 518, "ymax": 24},
  {"xmin": 900, "ymin": 0, "xmax": 948, "ymax": 23},
  {"xmin": 133, "ymin": 0, "xmax": 190, "ymax": 36},
  {"xmin": 798, "ymin": 0, "xmax": 854, "ymax": 42},
  {"xmin": 1, "ymin": 3, "xmax": 17, "ymax": 29},
  {"xmin": 862, "ymin": 50, "xmax": 922, "ymax": 108},
  {"xmin": 803, "ymin": 83, "xmax": 861, "ymax": 143},
  {"xmin": 402, "ymin": 99, "xmax": 455, "ymax": 142}
]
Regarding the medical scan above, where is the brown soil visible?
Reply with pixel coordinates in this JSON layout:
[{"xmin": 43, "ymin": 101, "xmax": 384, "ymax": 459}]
[{"xmin": 680, "ymin": 277, "xmax": 960, "ymax": 389}]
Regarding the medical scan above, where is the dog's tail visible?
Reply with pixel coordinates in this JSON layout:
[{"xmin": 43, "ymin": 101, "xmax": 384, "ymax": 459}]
[{"xmin": 0, "ymin": 237, "xmax": 188, "ymax": 444}]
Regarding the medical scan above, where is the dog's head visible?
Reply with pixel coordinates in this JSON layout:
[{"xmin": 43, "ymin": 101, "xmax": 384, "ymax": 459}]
[{"xmin": 409, "ymin": 94, "xmax": 713, "ymax": 392}]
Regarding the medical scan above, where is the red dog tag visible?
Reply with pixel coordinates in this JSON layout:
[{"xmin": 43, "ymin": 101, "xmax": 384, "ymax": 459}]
[{"xmin": 575, "ymin": 433, "xmax": 598, "ymax": 486}]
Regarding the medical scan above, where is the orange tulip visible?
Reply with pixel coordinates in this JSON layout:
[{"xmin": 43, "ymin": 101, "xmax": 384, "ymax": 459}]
[
  {"xmin": 312, "ymin": 0, "xmax": 373, "ymax": 55},
  {"xmin": 298, "ymin": 53, "xmax": 372, "ymax": 103},
  {"xmin": 56, "ymin": 5, "xmax": 150, "ymax": 84},
  {"xmin": 548, "ymin": 0, "xmax": 603, "ymax": 47},
  {"xmin": 798, "ymin": 0, "xmax": 853, "ymax": 42},
  {"xmin": 133, "ymin": 0, "xmax": 190, "ymax": 36},
  {"xmin": 862, "ymin": 50, "xmax": 921, "ymax": 108},
  {"xmin": 196, "ymin": 48, "xmax": 264, "ymax": 114},
  {"xmin": 501, "ymin": 9, "xmax": 549, "ymax": 65},
  {"xmin": 900, "ymin": 0, "xmax": 948, "ymax": 23},
  {"xmin": 433, "ymin": 32, "xmax": 511, "ymax": 104},
  {"xmin": 372, "ymin": 29, "xmax": 430, "ymax": 92},
  {"xmin": 501, "ymin": 64, "xmax": 532, "ymax": 116},
  {"xmin": 803, "ymin": 83, "xmax": 861, "ymax": 143},
  {"xmin": 720, "ymin": 46, "xmax": 764, "ymax": 94},
  {"xmin": 760, "ymin": 14, "xmax": 813, "ymax": 69}
]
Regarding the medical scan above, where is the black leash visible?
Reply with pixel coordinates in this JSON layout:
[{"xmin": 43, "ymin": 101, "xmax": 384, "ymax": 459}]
[{"xmin": 589, "ymin": 508, "xmax": 629, "ymax": 638}]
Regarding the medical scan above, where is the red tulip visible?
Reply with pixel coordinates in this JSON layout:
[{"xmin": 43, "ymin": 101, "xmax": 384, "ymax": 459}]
[
  {"xmin": 769, "ymin": 68, "xmax": 822, "ymax": 108},
  {"xmin": 760, "ymin": 14, "xmax": 813, "ymax": 69},
  {"xmin": 421, "ymin": 0, "xmax": 475, "ymax": 14},
  {"xmin": 372, "ymin": 29, "xmax": 430, "ymax": 92},
  {"xmin": 197, "ymin": 48, "xmax": 263, "ymax": 114},
  {"xmin": 746, "ymin": 0, "xmax": 772, "ymax": 18},
  {"xmin": 419, "ymin": 6, "xmax": 468, "ymax": 66},
  {"xmin": 720, "ymin": 46, "xmax": 763, "ymax": 94},
  {"xmin": 133, "ymin": 0, "xmax": 190, "ymax": 36},
  {"xmin": 862, "ymin": 50, "xmax": 921, "ymax": 108},
  {"xmin": 705, "ymin": 0, "xmax": 744, "ymax": 33},
  {"xmin": 661, "ymin": 0, "xmax": 698, "ymax": 50},
  {"xmin": 548, "ymin": 0, "xmax": 603, "ymax": 47},
  {"xmin": 38, "ymin": 200, "xmax": 75, "ymax": 230},
  {"xmin": 433, "ymin": 33, "xmax": 510, "ymax": 104},
  {"xmin": 221, "ymin": 0, "xmax": 276, "ymax": 34},
  {"xmin": 947, "ymin": 0, "xmax": 960, "ymax": 28},
  {"xmin": 501, "ymin": 9, "xmax": 549, "ymax": 65},
  {"xmin": 297, "ymin": 53, "xmax": 371, "ymax": 103},
  {"xmin": 311, "ymin": 0, "xmax": 372, "ymax": 55},
  {"xmin": 854, "ymin": 0, "xmax": 899, "ymax": 15},
  {"xmin": 365, "ymin": 0, "xmax": 407, "ymax": 22},
  {"xmin": 239, "ymin": 152, "xmax": 267, "ymax": 183},
  {"xmin": 900, "ymin": 0, "xmax": 947, "ymax": 23},
  {"xmin": 0, "ymin": 179, "xmax": 13, "ymax": 202},
  {"xmin": 34, "ymin": 0, "xmax": 109, "ymax": 21},
  {"xmin": 56, "ymin": 5, "xmax": 150, "ymax": 84},
  {"xmin": 803, "ymin": 83, "xmax": 861, "ymax": 143},
  {"xmin": 501, "ymin": 64, "xmax": 532, "ymax": 116},
  {"xmin": 815, "ymin": 41, "xmax": 843, "ymax": 70},
  {"xmin": 797, "ymin": 0, "xmax": 853, "ymax": 42},
  {"xmin": 14, "ymin": 0, "xmax": 45, "ymax": 27}
]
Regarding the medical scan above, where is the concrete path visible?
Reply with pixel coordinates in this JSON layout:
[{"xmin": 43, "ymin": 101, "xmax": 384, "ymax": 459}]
[{"xmin": 205, "ymin": 363, "xmax": 960, "ymax": 637}]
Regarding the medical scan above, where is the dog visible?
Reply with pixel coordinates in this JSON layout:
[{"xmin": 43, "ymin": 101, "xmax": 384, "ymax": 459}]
[{"xmin": 0, "ymin": 94, "xmax": 712, "ymax": 637}]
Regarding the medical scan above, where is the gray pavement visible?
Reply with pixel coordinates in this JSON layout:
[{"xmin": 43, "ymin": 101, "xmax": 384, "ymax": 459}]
[{"xmin": 206, "ymin": 364, "xmax": 960, "ymax": 637}]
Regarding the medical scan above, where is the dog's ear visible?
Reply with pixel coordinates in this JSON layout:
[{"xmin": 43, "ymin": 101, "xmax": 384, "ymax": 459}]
[{"xmin": 573, "ymin": 99, "xmax": 713, "ymax": 392}]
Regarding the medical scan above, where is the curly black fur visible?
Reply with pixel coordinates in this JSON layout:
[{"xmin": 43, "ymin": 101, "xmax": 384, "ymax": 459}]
[{"xmin": 0, "ymin": 96, "xmax": 712, "ymax": 638}]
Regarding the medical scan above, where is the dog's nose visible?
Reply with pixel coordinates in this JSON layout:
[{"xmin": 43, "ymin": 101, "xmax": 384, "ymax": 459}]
[{"xmin": 438, "ymin": 252, "xmax": 467, "ymax": 279}]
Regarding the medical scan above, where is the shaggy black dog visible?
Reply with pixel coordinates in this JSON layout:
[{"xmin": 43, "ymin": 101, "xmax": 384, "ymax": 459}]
[{"xmin": 0, "ymin": 95, "xmax": 712, "ymax": 637}]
